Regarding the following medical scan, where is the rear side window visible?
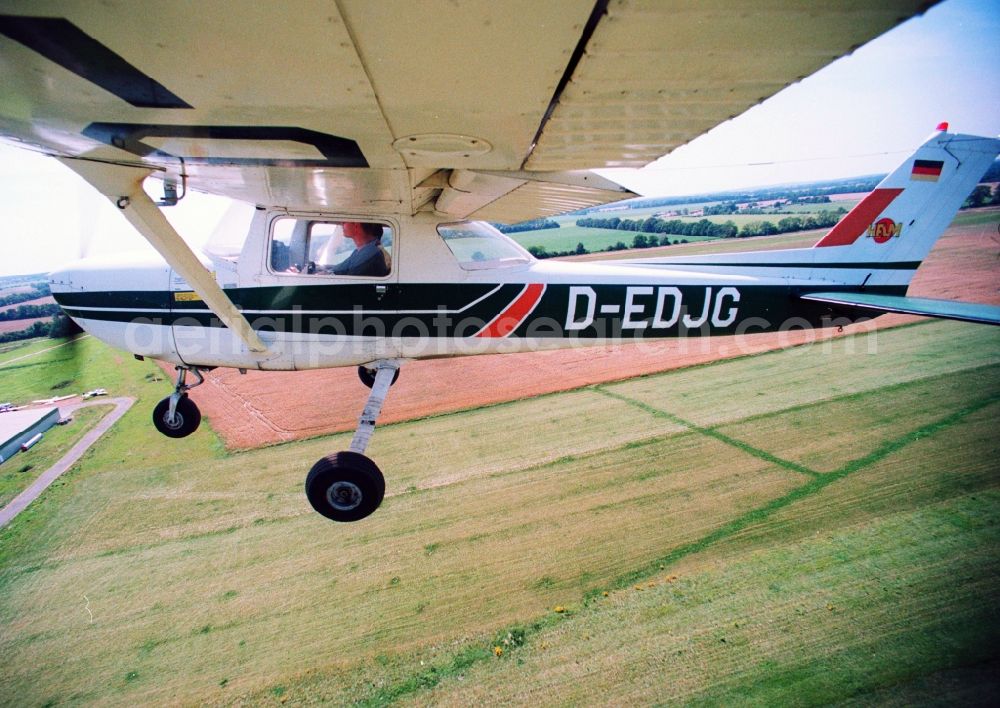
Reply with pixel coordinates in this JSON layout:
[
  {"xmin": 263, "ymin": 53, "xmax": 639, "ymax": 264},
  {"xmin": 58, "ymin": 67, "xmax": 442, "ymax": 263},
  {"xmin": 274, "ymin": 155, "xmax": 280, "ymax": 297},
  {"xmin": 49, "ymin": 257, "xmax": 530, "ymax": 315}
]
[{"xmin": 437, "ymin": 221, "xmax": 533, "ymax": 271}]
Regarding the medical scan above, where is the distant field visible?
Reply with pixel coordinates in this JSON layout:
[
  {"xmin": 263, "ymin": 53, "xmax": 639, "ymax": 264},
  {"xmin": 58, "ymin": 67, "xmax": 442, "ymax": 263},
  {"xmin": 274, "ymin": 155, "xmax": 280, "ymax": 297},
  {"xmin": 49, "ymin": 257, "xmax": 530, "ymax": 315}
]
[
  {"xmin": 567, "ymin": 229, "xmax": 823, "ymax": 261},
  {"xmin": 0, "ymin": 295, "xmax": 54, "ymax": 313},
  {"xmin": 0, "ymin": 321, "xmax": 997, "ymax": 704},
  {"xmin": 0, "ymin": 316, "xmax": 52, "ymax": 334},
  {"xmin": 511, "ymin": 225, "xmax": 715, "ymax": 253},
  {"xmin": 512, "ymin": 197, "xmax": 859, "ymax": 255},
  {"xmin": 952, "ymin": 205, "xmax": 1000, "ymax": 226},
  {"xmin": 0, "ymin": 285, "xmax": 39, "ymax": 296},
  {"xmin": 557, "ymin": 205, "xmax": 997, "ymax": 262}
]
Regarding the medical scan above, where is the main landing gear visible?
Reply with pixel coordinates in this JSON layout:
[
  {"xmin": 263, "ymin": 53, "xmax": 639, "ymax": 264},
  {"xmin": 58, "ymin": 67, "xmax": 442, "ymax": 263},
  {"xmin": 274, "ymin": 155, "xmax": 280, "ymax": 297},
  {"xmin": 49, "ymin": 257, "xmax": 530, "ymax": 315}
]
[
  {"xmin": 305, "ymin": 361, "xmax": 400, "ymax": 522},
  {"xmin": 152, "ymin": 366, "xmax": 205, "ymax": 438}
]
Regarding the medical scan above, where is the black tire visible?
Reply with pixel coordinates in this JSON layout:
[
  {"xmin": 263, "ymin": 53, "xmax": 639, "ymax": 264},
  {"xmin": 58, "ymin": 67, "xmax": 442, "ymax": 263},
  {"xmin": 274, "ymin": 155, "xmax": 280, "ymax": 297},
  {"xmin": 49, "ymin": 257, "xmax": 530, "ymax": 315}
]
[
  {"xmin": 152, "ymin": 395, "xmax": 201, "ymax": 438},
  {"xmin": 357, "ymin": 365, "xmax": 400, "ymax": 389},
  {"xmin": 305, "ymin": 451, "xmax": 385, "ymax": 522}
]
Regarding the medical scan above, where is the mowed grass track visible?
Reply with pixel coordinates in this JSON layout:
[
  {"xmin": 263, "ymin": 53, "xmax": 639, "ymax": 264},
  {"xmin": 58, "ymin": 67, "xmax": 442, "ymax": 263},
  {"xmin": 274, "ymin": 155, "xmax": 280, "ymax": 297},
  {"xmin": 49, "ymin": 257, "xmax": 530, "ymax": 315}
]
[{"xmin": 0, "ymin": 321, "xmax": 997, "ymax": 705}]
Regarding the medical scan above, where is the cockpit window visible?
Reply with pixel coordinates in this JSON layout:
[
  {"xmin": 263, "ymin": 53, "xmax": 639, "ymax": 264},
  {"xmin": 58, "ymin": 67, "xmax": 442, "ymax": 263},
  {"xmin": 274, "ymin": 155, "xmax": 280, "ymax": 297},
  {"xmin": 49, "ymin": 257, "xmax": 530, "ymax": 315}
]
[
  {"xmin": 270, "ymin": 219, "xmax": 392, "ymax": 277},
  {"xmin": 437, "ymin": 221, "xmax": 534, "ymax": 271}
]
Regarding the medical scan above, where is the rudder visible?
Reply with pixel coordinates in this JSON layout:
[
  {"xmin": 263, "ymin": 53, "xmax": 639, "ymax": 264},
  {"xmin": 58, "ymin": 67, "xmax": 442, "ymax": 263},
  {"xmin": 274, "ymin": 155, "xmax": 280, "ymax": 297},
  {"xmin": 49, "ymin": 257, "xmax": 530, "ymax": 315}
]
[{"xmin": 813, "ymin": 126, "xmax": 999, "ymax": 271}]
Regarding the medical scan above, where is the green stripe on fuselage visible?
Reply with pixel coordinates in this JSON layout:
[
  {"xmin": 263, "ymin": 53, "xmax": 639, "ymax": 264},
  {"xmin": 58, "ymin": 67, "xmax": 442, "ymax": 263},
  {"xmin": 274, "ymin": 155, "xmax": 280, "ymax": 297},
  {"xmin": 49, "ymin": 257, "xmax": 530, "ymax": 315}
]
[{"xmin": 55, "ymin": 283, "xmax": 906, "ymax": 339}]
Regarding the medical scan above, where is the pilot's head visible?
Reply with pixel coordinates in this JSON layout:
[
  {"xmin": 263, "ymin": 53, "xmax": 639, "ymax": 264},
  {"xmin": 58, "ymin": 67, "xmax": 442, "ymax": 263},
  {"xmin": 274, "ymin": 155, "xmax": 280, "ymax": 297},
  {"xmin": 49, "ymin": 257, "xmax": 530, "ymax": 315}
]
[{"xmin": 343, "ymin": 221, "xmax": 383, "ymax": 246}]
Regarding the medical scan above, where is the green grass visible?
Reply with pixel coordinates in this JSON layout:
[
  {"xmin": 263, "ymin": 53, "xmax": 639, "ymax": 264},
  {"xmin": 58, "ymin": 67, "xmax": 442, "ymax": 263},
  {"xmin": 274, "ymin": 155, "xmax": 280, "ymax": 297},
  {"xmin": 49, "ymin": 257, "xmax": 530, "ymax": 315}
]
[
  {"xmin": 952, "ymin": 205, "xmax": 1000, "ymax": 226},
  {"xmin": 0, "ymin": 406, "xmax": 110, "ymax": 508},
  {"xmin": 0, "ymin": 321, "xmax": 997, "ymax": 705},
  {"xmin": 0, "ymin": 335, "xmax": 222, "ymax": 569},
  {"xmin": 0, "ymin": 336, "xmax": 68, "ymax": 367}
]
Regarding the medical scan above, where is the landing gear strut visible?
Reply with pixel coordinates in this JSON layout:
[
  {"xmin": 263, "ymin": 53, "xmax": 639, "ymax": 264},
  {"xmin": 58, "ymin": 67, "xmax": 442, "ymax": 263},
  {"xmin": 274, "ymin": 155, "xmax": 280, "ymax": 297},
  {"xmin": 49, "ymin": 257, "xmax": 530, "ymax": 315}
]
[
  {"xmin": 152, "ymin": 366, "xmax": 205, "ymax": 438},
  {"xmin": 305, "ymin": 361, "xmax": 400, "ymax": 522}
]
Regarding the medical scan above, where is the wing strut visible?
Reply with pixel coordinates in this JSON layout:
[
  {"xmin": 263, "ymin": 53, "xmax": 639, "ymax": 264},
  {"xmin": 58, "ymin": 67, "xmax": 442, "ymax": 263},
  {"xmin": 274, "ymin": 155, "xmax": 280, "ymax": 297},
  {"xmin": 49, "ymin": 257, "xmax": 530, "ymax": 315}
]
[{"xmin": 58, "ymin": 158, "xmax": 268, "ymax": 354}]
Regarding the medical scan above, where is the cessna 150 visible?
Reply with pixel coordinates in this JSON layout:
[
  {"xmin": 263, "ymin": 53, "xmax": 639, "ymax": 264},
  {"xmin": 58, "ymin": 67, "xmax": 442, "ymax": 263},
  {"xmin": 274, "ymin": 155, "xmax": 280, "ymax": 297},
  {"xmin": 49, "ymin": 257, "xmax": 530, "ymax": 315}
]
[{"xmin": 1, "ymin": 2, "xmax": 998, "ymax": 522}]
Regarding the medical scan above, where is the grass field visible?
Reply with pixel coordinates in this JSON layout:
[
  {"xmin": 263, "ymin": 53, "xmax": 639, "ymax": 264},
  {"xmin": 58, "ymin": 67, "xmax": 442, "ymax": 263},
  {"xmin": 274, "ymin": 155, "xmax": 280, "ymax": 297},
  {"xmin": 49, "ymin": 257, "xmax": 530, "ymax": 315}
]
[
  {"xmin": 563, "ymin": 199, "xmax": 860, "ymax": 223},
  {"xmin": 557, "ymin": 206, "xmax": 998, "ymax": 263},
  {"xmin": 510, "ymin": 225, "xmax": 717, "ymax": 253},
  {"xmin": 0, "ymin": 319, "xmax": 997, "ymax": 705},
  {"xmin": 509, "ymin": 198, "xmax": 859, "ymax": 255},
  {"xmin": 0, "ymin": 406, "xmax": 109, "ymax": 508},
  {"xmin": 0, "ymin": 335, "xmax": 223, "ymax": 518}
]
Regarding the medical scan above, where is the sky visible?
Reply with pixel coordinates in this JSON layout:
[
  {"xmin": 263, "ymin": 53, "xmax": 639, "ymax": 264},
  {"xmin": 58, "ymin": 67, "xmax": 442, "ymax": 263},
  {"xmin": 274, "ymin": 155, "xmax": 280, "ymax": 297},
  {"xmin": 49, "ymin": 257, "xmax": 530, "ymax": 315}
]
[{"xmin": 0, "ymin": 0, "xmax": 997, "ymax": 276}]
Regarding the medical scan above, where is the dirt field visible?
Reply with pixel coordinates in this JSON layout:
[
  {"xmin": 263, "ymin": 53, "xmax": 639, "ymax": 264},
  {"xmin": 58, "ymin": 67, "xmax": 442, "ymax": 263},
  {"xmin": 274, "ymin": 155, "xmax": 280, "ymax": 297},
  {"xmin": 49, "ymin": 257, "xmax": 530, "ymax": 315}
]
[
  {"xmin": 0, "ymin": 295, "xmax": 54, "ymax": 312},
  {"xmin": 0, "ymin": 316, "xmax": 52, "ymax": 334},
  {"xmin": 185, "ymin": 219, "xmax": 999, "ymax": 449}
]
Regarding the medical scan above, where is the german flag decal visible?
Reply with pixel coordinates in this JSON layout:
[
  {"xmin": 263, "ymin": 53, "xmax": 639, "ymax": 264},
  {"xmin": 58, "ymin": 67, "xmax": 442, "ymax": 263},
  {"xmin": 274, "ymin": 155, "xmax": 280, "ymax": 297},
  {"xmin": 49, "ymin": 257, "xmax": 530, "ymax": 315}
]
[{"xmin": 911, "ymin": 159, "xmax": 944, "ymax": 181}]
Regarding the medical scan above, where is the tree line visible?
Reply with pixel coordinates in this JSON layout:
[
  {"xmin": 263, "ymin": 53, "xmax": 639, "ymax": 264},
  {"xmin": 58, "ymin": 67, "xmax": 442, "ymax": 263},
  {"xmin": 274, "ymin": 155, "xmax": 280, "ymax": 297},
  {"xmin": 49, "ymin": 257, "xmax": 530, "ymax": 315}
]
[
  {"xmin": 577, "ymin": 209, "xmax": 846, "ymax": 239},
  {"xmin": 0, "ymin": 303, "xmax": 61, "ymax": 322},
  {"xmin": 527, "ymin": 237, "xmax": 693, "ymax": 259},
  {"xmin": 0, "ymin": 312, "xmax": 81, "ymax": 345},
  {"xmin": 0, "ymin": 281, "xmax": 50, "ymax": 308},
  {"xmin": 495, "ymin": 219, "xmax": 560, "ymax": 234}
]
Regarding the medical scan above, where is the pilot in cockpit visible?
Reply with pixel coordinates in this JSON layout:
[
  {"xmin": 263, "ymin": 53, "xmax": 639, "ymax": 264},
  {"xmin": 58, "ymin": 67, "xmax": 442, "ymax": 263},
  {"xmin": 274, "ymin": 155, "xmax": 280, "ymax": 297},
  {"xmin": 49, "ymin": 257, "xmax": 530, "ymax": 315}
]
[
  {"xmin": 283, "ymin": 220, "xmax": 391, "ymax": 277},
  {"xmin": 331, "ymin": 222, "xmax": 390, "ymax": 277}
]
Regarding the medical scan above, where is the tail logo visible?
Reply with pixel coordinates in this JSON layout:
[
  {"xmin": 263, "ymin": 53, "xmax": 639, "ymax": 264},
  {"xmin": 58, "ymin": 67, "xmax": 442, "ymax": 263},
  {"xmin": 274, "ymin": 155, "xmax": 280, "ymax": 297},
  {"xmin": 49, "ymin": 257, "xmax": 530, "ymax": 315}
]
[{"xmin": 867, "ymin": 218, "xmax": 902, "ymax": 244}]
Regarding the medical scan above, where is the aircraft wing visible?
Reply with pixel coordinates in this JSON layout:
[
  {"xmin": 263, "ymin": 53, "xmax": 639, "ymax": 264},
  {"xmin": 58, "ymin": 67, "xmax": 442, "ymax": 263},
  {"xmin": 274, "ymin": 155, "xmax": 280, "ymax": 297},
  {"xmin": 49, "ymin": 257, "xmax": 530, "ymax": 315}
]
[
  {"xmin": 0, "ymin": 1, "xmax": 932, "ymax": 222},
  {"xmin": 800, "ymin": 292, "xmax": 1000, "ymax": 326}
]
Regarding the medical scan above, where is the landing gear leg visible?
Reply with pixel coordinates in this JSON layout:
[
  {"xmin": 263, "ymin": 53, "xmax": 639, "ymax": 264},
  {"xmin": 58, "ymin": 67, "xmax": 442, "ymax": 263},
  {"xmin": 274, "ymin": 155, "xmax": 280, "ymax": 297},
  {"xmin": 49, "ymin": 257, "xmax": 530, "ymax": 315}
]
[
  {"xmin": 305, "ymin": 361, "xmax": 399, "ymax": 522},
  {"xmin": 152, "ymin": 366, "xmax": 204, "ymax": 438}
]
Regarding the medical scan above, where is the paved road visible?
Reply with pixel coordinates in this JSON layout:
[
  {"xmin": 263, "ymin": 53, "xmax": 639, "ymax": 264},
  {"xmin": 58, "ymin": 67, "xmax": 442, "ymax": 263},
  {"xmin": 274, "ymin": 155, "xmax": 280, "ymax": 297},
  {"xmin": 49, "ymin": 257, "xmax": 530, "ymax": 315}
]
[{"xmin": 0, "ymin": 396, "xmax": 135, "ymax": 529}]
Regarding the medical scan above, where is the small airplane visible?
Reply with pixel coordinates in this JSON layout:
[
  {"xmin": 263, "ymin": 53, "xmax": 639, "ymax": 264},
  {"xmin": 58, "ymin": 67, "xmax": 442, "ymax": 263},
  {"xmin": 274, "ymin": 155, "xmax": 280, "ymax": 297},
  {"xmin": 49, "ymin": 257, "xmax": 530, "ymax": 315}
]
[{"xmin": 1, "ymin": 3, "xmax": 998, "ymax": 522}]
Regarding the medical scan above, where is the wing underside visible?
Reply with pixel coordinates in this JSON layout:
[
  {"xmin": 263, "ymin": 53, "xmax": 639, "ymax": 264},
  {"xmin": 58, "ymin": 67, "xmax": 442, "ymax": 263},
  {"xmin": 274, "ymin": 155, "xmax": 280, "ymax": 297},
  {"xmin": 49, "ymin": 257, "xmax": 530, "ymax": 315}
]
[
  {"xmin": 801, "ymin": 292, "xmax": 1000, "ymax": 326},
  {"xmin": 0, "ymin": 0, "xmax": 932, "ymax": 221}
]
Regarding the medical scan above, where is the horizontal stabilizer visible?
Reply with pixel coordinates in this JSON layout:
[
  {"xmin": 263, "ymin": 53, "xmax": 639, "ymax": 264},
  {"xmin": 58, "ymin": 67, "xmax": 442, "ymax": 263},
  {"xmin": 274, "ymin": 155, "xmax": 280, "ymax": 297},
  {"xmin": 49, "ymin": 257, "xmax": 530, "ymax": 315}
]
[{"xmin": 801, "ymin": 292, "xmax": 1000, "ymax": 326}]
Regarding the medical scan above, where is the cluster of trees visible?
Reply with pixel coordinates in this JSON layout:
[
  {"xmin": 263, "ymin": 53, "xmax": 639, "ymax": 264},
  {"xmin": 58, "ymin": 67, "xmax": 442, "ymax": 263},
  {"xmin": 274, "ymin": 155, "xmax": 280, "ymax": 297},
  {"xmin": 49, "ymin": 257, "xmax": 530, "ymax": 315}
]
[
  {"xmin": 577, "ymin": 209, "xmax": 847, "ymax": 240},
  {"xmin": 0, "ymin": 303, "xmax": 60, "ymax": 322},
  {"xmin": 789, "ymin": 195, "xmax": 833, "ymax": 204},
  {"xmin": 527, "ymin": 243, "xmax": 588, "ymax": 259},
  {"xmin": 0, "ymin": 312, "xmax": 81, "ymax": 345},
  {"xmin": 963, "ymin": 183, "xmax": 1000, "ymax": 209},
  {"xmin": 578, "ymin": 215, "xmax": 738, "ymax": 238},
  {"xmin": 495, "ymin": 219, "xmax": 560, "ymax": 234},
  {"xmin": 701, "ymin": 196, "xmax": 829, "ymax": 216}
]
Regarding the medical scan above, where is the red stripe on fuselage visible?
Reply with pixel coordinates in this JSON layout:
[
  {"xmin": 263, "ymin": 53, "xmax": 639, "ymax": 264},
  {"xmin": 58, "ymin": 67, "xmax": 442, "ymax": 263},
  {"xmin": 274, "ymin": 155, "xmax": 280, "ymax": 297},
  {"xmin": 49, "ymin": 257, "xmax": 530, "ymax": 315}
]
[
  {"xmin": 476, "ymin": 283, "xmax": 545, "ymax": 338},
  {"xmin": 813, "ymin": 188, "xmax": 904, "ymax": 248}
]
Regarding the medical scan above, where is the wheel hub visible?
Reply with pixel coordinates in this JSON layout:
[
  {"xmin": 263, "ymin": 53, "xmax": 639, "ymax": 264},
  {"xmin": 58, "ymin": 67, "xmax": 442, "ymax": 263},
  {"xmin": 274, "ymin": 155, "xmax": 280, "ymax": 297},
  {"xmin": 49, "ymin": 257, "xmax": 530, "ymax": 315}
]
[{"xmin": 326, "ymin": 481, "xmax": 363, "ymax": 511}]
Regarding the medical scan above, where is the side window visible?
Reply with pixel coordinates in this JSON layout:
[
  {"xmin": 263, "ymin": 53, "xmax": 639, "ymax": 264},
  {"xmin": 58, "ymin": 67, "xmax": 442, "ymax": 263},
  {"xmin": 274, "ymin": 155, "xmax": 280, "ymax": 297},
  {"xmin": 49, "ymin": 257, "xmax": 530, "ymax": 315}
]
[{"xmin": 270, "ymin": 219, "xmax": 393, "ymax": 277}]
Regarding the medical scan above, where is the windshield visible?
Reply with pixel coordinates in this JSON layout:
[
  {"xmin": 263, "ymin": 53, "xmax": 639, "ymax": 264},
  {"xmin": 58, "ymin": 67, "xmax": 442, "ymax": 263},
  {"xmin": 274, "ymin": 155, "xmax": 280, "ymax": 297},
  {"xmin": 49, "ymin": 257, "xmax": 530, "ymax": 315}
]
[{"xmin": 437, "ymin": 221, "xmax": 534, "ymax": 271}]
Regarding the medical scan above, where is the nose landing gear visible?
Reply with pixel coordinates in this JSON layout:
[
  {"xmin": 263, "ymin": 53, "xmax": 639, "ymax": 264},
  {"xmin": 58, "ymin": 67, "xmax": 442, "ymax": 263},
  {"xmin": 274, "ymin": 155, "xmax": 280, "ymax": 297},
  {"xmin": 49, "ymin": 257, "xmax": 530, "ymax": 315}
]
[
  {"xmin": 152, "ymin": 366, "xmax": 205, "ymax": 438},
  {"xmin": 305, "ymin": 360, "xmax": 400, "ymax": 522}
]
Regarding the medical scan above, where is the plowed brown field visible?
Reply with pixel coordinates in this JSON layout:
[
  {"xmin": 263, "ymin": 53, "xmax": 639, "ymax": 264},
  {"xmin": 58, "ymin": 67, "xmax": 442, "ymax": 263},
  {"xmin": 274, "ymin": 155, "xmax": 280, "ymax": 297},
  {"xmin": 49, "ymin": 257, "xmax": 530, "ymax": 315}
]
[
  {"xmin": 0, "ymin": 316, "xmax": 52, "ymax": 334},
  {"xmin": 181, "ymin": 219, "xmax": 999, "ymax": 449}
]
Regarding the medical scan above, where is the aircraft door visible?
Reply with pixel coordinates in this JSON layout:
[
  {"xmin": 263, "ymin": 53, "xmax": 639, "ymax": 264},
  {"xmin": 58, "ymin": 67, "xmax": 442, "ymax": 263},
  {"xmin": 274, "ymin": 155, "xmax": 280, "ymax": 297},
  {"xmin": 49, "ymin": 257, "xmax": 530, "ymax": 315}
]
[{"xmin": 265, "ymin": 217, "xmax": 400, "ymax": 368}]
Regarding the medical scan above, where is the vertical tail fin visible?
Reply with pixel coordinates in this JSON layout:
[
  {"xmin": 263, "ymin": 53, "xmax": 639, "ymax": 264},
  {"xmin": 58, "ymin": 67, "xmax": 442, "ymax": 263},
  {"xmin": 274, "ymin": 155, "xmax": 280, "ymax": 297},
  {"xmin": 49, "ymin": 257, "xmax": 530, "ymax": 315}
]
[{"xmin": 813, "ymin": 127, "xmax": 999, "ymax": 272}]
